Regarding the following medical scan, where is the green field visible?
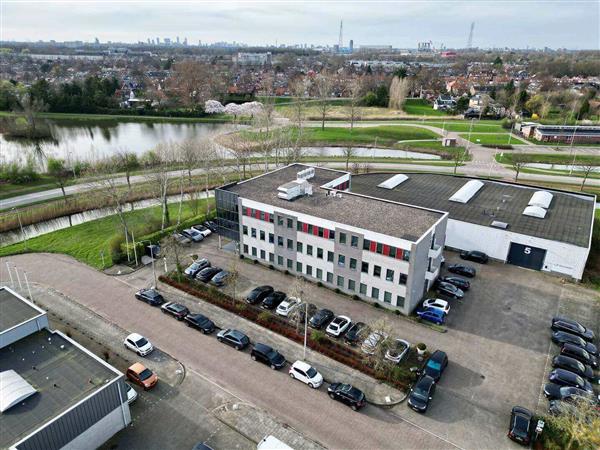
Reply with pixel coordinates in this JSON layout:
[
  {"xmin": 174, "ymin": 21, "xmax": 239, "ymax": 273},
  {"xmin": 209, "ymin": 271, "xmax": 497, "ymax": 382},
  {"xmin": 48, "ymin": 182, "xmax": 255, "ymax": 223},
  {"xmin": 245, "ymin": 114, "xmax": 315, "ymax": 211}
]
[
  {"xmin": 460, "ymin": 133, "xmax": 528, "ymax": 145},
  {"xmin": 496, "ymin": 152, "xmax": 600, "ymax": 165},
  {"xmin": 0, "ymin": 198, "xmax": 213, "ymax": 269},
  {"xmin": 402, "ymin": 99, "xmax": 449, "ymax": 117},
  {"xmin": 406, "ymin": 121, "xmax": 505, "ymax": 133}
]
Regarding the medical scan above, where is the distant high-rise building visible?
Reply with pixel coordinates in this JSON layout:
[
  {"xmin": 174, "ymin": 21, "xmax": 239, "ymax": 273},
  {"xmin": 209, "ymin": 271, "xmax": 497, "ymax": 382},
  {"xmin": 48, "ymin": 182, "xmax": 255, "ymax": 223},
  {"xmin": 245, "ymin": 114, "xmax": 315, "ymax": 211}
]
[
  {"xmin": 349, "ymin": 39, "xmax": 354, "ymax": 52},
  {"xmin": 156, "ymin": 37, "xmax": 160, "ymax": 45},
  {"xmin": 176, "ymin": 36, "xmax": 180, "ymax": 44},
  {"xmin": 94, "ymin": 37, "xmax": 99, "ymax": 45},
  {"xmin": 183, "ymin": 37, "xmax": 188, "ymax": 46},
  {"xmin": 147, "ymin": 38, "xmax": 151, "ymax": 44},
  {"xmin": 164, "ymin": 37, "xmax": 171, "ymax": 45}
]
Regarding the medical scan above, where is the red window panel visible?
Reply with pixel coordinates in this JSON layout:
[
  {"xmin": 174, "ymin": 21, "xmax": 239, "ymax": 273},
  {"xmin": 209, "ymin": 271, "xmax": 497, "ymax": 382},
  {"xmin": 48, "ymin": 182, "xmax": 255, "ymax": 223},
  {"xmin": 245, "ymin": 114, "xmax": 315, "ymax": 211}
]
[
  {"xmin": 255, "ymin": 210, "xmax": 260, "ymax": 219},
  {"xmin": 313, "ymin": 225, "xmax": 319, "ymax": 236},
  {"xmin": 264, "ymin": 213, "xmax": 269, "ymax": 222},
  {"xmin": 246, "ymin": 208, "xmax": 252, "ymax": 217},
  {"xmin": 302, "ymin": 223, "xmax": 309, "ymax": 233},
  {"xmin": 370, "ymin": 241, "xmax": 377, "ymax": 253},
  {"xmin": 396, "ymin": 249, "xmax": 404, "ymax": 260},
  {"xmin": 383, "ymin": 245, "xmax": 390, "ymax": 256},
  {"xmin": 324, "ymin": 229, "xmax": 330, "ymax": 239}
]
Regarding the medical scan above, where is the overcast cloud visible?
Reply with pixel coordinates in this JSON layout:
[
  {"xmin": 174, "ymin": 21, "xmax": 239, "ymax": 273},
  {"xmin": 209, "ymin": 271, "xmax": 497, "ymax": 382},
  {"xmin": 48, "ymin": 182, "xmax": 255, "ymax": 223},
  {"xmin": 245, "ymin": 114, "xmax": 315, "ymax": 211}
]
[{"xmin": 1, "ymin": 1, "xmax": 599, "ymax": 49}]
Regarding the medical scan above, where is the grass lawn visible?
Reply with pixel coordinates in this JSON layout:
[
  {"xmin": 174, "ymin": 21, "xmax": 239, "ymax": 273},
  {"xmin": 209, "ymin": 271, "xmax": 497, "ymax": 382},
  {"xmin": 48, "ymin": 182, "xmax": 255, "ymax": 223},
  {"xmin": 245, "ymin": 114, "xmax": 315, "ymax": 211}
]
[
  {"xmin": 402, "ymin": 99, "xmax": 450, "ymax": 117},
  {"xmin": 406, "ymin": 121, "xmax": 505, "ymax": 133},
  {"xmin": 0, "ymin": 175, "xmax": 77, "ymax": 200},
  {"xmin": 0, "ymin": 198, "xmax": 213, "ymax": 269},
  {"xmin": 519, "ymin": 167, "xmax": 600, "ymax": 179},
  {"xmin": 496, "ymin": 153, "xmax": 600, "ymax": 165},
  {"xmin": 459, "ymin": 133, "xmax": 528, "ymax": 145}
]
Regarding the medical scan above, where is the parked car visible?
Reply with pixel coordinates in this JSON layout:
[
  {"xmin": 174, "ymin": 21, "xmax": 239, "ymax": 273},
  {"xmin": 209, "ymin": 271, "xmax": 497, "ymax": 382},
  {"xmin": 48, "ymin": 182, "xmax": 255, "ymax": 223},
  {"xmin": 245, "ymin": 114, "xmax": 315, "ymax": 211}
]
[
  {"xmin": 552, "ymin": 331, "xmax": 598, "ymax": 356},
  {"xmin": 447, "ymin": 264, "xmax": 476, "ymax": 278},
  {"xmin": 196, "ymin": 267, "xmax": 222, "ymax": 283},
  {"xmin": 210, "ymin": 270, "xmax": 229, "ymax": 287},
  {"xmin": 126, "ymin": 363, "xmax": 158, "ymax": 390},
  {"xmin": 276, "ymin": 297, "xmax": 301, "ymax": 317},
  {"xmin": 361, "ymin": 331, "xmax": 388, "ymax": 355},
  {"xmin": 548, "ymin": 369, "xmax": 594, "ymax": 392},
  {"xmin": 552, "ymin": 355, "xmax": 595, "ymax": 381},
  {"xmin": 250, "ymin": 343, "xmax": 286, "ymax": 370},
  {"xmin": 182, "ymin": 228, "xmax": 204, "ymax": 243},
  {"xmin": 551, "ymin": 317, "xmax": 595, "ymax": 342},
  {"xmin": 416, "ymin": 307, "xmax": 446, "ymax": 325},
  {"xmin": 326, "ymin": 316, "xmax": 352, "ymax": 337},
  {"xmin": 437, "ymin": 275, "xmax": 470, "ymax": 291},
  {"xmin": 288, "ymin": 360, "xmax": 323, "ymax": 389},
  {"xmin": 436, "ymin": 281, "xmax": 464, "ymax": 299},
  {"xmin": 385, "ymin": 339, "xmax": 411, "ymax": 364},
  {"xmin": 423, "ymin": 298, "xmax": 450, "ymax": 315},
  {"xmin": 345, "ymin": 322, "xmax": 367, "ymax": 346},
  {"xmin": 261, "ymin": 291, "xmax": 287, "ymax": 310},
  {"xmin": 123, "ymin": 333, "xmax": 154, "ymax": 356},
  {"xmin": 423, "ymin": 350, "xmax": 449, "ymax": 382},
  {"xmin": 561, "ymin": 343, "xmax": 599, "ymax": 369},
  {"xmin": 543, "ymin": 383, "xmax": 599, "ymax": 402},
  {"xmin": 407, "ymin": 375, "xmax": 436, "ymax": 413},
  {"xmin": 191, "ymin": 223, "xmax": 212, "ymax": 237},
  {"xmin": 184, "ymin": 313, "xmax": 215, "ymax": 334},
  {"xmin": 246, "ymin": 286, "xmax": 274, "ymax": 304},
  {"xmin": 172, "ymin": 232, "xmax": 191, "ymax": 245},
  {"xmin": 309, "ymin": 309, "xmax": 335, "ymax": 329},
  {"xmin": 161, "ymin": 302, "xmax": 190, "ymax": 320},
  {"xmin": 184, "ymin": 259, "xmax": 210, "ymax": 277},
  {"xmin": 125, "ymin": 383, "xmax": 138, "ymax": 404},
  {"xmin": 203, "ymin": 220, "xmax": 218, "ymax": 232},
  {"xmin": 135, "ymin": 288, "xmax": 165, "ymax": 306},
  {"xmin": 217, "ymin": 329, "xmax": 250, "ymax": 350},
  {"xmin": 507, "ymin": 406, "xmax": 533, "ymax": 446},
  {"xmin": 460, "ymin": 250, "xmax": 489, "ymax": 264},
  {"xmin": 327, "ymin": 383, "xmax": 366, "ymax": 411}
]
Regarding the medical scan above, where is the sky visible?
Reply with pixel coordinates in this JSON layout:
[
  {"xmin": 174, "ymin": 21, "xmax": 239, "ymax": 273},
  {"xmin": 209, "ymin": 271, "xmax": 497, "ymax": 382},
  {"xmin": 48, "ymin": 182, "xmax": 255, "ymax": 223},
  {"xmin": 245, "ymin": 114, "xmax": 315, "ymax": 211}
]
[{"xmin": 1, "ymin": 1, "xmax": 599, "ymax": 49}]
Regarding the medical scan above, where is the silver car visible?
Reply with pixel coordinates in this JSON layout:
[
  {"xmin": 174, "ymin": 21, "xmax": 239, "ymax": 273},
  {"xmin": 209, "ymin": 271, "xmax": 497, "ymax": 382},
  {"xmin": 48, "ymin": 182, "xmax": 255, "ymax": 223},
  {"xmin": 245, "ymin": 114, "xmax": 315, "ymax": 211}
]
[
  {"xmin": 361, "ymin": 331, "xmax": 389, "ymax": 355},
  {"xmin": 385, "ymin": 339, "xmax": 411, "ymax": 363}
]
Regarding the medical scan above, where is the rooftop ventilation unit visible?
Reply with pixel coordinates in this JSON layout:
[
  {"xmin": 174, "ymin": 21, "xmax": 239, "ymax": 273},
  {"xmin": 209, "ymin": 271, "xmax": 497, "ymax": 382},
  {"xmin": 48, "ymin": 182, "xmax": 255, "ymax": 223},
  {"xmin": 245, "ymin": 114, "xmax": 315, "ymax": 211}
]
[
  {"xmin": 0, "ymin": 370, "xmax": 37, "ymax": 413},
  {"xmin": 296, "ymin": 167, "xmax": 315, "ymax": 181},
  {"xmin": 377, "ymin": 174, "xmax": 408, "ymax": 189},
  {"xmin": 449, "ymin": 180, "xmax": 484, "ymax": 204},
  {"xmin": 277, "ymin": 179, "xmax": 313, "ymax": 201},
  {"xmin": 523, "ymin": 205, "xmax": 547, "ymax": 219},
  {"xmin": 528, "ymin": 190, "xmax": 553, "ymax": 209},
  {"xmin": 490, "ymin": 220, "xmax": 509, "ymax": 229}
]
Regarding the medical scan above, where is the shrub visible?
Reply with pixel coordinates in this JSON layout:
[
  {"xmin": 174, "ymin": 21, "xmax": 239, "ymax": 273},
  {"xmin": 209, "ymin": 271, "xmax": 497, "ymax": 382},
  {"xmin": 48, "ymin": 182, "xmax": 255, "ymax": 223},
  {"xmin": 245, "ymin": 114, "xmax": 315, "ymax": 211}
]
[
  {"xmin": 269, "ymin": 264, "xmax": 274, "ymax": 270},
  {"xmin": 257, "ymin": 311, "xmax": 271, "ymax": 324},
  {"xmin": 372, "ymin": 302, "xmax": 380, "ymax": 308},
  {"xmin": 352, "ymin": 294, "xmax": 360, "ymax": 300},
  {"xmin": 317, "ymin": 281, "xmax": 323, "ymax": 287},
  {"xmin": 334, "ymin": 288, "xmax": 340, "ymax": 294},
  {"xmin": 284, "ymin": 270, "xmax": 289, "ymax": 275},
  {"xmin": 416, "ymin": 343, "xmax": 427, "ymax": 351},
  {"xmin": 310, "ymin": 330, "xmax": 326, "ymax": 343},
  {"xmin": 394, "ymin": 310, "xmax": 401, "ymax": 315},
  {"xmin": 108, "ymin": 234, "xmax": 125, "ymax": 265}
]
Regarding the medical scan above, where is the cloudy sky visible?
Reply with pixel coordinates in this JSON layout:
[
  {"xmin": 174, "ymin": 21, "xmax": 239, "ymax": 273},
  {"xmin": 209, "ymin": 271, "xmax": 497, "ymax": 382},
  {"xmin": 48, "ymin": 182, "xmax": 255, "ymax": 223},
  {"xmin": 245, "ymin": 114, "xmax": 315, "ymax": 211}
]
[{"xmin": 2, "ymin": 1, "xmax": 599, "ymax": 49}]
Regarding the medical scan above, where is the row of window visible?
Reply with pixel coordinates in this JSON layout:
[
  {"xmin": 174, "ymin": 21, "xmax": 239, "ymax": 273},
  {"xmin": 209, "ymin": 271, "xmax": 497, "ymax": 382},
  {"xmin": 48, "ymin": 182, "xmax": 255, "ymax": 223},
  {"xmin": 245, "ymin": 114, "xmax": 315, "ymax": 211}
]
[
  {"xmin": 242, "ymin": 207, "xmax": 274, "ymax": 223},
  {"xmin": 363, "ymin": 239, "xmax": 410, "ymax": 262},
  {"xmin": 242, "ymin": 244, "xmax": 405, "ymax": 308}
]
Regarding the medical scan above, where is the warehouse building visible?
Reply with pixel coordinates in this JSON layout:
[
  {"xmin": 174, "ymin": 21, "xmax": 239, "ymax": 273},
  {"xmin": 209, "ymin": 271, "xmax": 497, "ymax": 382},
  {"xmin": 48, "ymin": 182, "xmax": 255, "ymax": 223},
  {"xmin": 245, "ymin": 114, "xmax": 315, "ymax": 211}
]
[
  {"xmin": 519, "ymin": 123, "xmax": 600, "ymax": 144},
  {"xmin": 0, "ymin": 287, "xmax": 131, "ymax": 450},
  {"xmin": 216, "ymin": 165, "xmax": 448, "ymax": 314},
  {"xmin": 351, "ymin": 173, "xmax": 595, "ymax": 280}
]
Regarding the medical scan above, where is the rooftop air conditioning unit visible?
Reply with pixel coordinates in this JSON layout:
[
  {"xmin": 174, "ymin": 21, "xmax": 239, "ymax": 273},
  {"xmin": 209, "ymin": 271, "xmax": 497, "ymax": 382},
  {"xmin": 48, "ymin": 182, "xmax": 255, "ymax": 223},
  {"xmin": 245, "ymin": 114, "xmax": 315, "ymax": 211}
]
[{"xmin": 296, "ymin": 167, "xmax": 315, "ymax": 181}]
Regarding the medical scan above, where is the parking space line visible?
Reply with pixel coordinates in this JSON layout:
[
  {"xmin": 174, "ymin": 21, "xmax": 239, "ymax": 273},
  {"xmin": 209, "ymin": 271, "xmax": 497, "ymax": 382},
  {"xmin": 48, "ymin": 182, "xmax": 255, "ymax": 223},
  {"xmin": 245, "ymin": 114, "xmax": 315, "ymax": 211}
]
[
  {"xmin": 387, "ymin": 410, "xmax": 465, "ymax": 450},
  {"xmin": 535, "ymin": 295, "xmax": 562, "ymax": 413}
]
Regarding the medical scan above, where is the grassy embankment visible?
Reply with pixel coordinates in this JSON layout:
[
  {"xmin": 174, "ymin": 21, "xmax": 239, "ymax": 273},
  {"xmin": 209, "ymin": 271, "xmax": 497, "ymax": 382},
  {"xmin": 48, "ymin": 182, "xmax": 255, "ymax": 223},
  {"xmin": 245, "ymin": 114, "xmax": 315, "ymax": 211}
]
[
  {"xmin": 459, "ymin": 133, "xmax": 529, "ymax": 145},
  {"xmin": 496, "ymin": 153, "xmax": 600, "ymax": 165}
]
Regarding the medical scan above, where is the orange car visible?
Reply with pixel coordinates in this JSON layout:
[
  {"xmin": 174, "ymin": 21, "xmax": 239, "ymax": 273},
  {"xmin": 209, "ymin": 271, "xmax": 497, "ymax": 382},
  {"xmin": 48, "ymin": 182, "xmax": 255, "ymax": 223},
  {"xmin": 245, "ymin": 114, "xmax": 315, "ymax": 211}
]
[{"xmin": 126, "ymin": 362, "xmax": 158, "ymax": 390}]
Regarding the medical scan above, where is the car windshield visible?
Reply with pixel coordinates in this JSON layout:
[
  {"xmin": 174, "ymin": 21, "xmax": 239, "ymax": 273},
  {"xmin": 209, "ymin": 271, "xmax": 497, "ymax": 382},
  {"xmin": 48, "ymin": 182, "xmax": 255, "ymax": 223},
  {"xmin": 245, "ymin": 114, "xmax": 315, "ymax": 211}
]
[
  {"xmin": 306, "ymin": 367, "xmax": 318, "ymax": 378},
  {"xmin": 514, "ymin": 415, "xmax": 529, "ymax": 432},
  {"xmin": 267, "ymin": 350, "xmax": 280, "ymax": 360},
  {"xmin": 173, "ymin": 305, "xmax": 186, "ymax": 312},
  {"xmin": 427, "ymin": 360, "xmax": 441, "ymax": 371},
  {"xmin": 412, "ymin": 385, "xmax": 428, "ymax": 400},
  {"xmin": 139, "ymin": 369, "xmax": 153, "ymax": 381},
  {"xmin": 135, "ymin": 337, "xmax": 148, "ymax": 347}
]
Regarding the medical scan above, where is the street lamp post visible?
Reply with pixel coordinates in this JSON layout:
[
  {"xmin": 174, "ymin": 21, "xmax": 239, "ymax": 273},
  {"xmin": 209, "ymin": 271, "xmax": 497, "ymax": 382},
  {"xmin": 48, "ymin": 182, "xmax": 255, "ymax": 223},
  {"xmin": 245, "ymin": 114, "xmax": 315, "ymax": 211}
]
[{"xmin": 302, "ymin": 290, "xmax": 308, "ymax": 360}]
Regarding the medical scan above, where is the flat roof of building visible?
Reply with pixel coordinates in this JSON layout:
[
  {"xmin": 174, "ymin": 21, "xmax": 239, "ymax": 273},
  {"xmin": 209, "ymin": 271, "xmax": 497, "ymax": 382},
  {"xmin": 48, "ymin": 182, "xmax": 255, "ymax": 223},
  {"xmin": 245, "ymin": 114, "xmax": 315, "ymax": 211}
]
[
  {"xmin": 0, "ymin": 329, "xmax": 120, "ymax": 447},
  {"xmin": 350, "ymin": 173, "xmax": 595, "ymax": 248},
  {"xmin": 224, "ymin": 164, "xmax": 445, "ymax": 241},
  {"xmin": 0, "ymin": 287, "xmax": 44, "ymax": 333}
]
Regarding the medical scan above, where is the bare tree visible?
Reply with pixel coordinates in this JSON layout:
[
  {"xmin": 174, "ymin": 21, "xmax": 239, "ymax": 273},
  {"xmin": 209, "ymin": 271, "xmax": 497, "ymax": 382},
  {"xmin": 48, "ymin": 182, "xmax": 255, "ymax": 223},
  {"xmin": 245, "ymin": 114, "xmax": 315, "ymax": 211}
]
[
  {"xmin": 113, "ymin": 148, "xmax": 139, "ymax": 191},
  {"xmin": 227, "ymin": 257, "xmax": 240, "ymax": 305},
  {"xmin": 169, "ymin": 60, "xmax": 227, "ymax": 108},
  {"xmin": 363, "ymin": 318, "xmax": 395, "ymax": 374},
  {"xmin": 161, "ymin": 235, "xmax": 184, "ymax": 276},
  {"xmin": 510, "ymin": 151, "xmax": 528, "ymax": 181},
  {"xmin": 314, "ymin": 72, "xmax": 334, "ymax": 130},
  {"xmin": 452, "ymin": 148, "xmax": 468, "ymax": 175},
  {"xmin": 544, "ymin": 397, "xmax": 600, "ymax": 449},
  {"xmin": 226, "ymin": 131, "xmax": 254, "ymax": 180},
  {"xmin": 287, "ymin": 276, "xmax": 315, "ymax": 334},
  {"xmin": 289, "ymin": 78, "xmax": 309, "ymax": 129},
  {"xmin": 146, "ymin": 142, "xmax": 175, "ymax": 230},
  {"xmin": 345, "ymin": 78, "xmax": 363, "ymax": 132},
  {"xmin": 388, "ymin": 76, "xmax": 410, "ymax": 110},
  {"xmin": 579, "ymin": 163, "xmax": 599, "ymax": 191},
  {"xmin": 342, "ymin": 145, "xmax": 356, "ymax": 171},
  {"xmin": 196, "ymin": 136, "xmax": 219, "ymax": 216},
  {"xmin": 278, "ymin": 126, "xmax": 305, "ymax": 165},
  {"xmin": 178, "ymin": 139, "xmax": 199, "ymax": 185}
]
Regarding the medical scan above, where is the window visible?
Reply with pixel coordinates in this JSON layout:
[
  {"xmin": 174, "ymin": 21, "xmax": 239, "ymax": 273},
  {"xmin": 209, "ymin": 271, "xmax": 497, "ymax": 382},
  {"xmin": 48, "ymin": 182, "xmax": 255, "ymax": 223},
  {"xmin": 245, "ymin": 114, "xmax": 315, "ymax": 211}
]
[
  {"xmin": 359, "ymin": 283, "xmax": 367, "ymax": 295},
  {"xmin": 277, "ymin": 236, "xmax": 284, "ymax": 247},
  {"xmin": 296, "ymin": 221, "xmax": 302, "ymax": 231},
  {"xmin": 351, "ymin": 235, "xmax": 359, "ymax": 248},
  {"xmin": 361, "ymin": 262, "xmax": 369, "ymax": 273},
  {"xmin": 277, "ymin": 255, "xmax": 284, "ymax": 265},
  {"xmin": 403, "ymin": 250, "xmax": 411, "ymax": 262},
  {"xmin": 327, "ymin": 251, "xmax": 334, "ymax": 262},
  {"xmin": 242, "ymin": 207, "xmax": 248, "ymax": 216},
  {"xmin": 287, "ymin": 218, "xmax": 293, "ymax": 229},
  {"xmin": 329, "ymin": 230, "xmax": 335, "ymax": 240},
  {"xmin": 243, "ymin": 244, "xmax": 249, "ymax": 254},
  {"xmin": 338, "ymin": 255, "xmax": 346, "ymax": 267},
  {"xmin": 386, "ymin": 269, "xmax": 394, "ymax": 282},
  {"xmin": 307, "ymin": 224, "xmax": 313, "ymax": 234},
  {"xmin": 376, "ymin": 242, "xmax": 383, "ymax": 254},
  {"xmin": 296, "ymin": 262, "xmax": 303, "ymax": 273},
  {"xmin": 318, "ymin": 227, "xmax": 324, "ymax": 237},
  {"xmin": 287, "ymin": 259, "xmax": 293, "ymax": 269},
  {"xmin": 373, "ymin": 265, "xmax": 381, "ymax": 277},
  {"xmin": 269, "ymin": 253, "xmax": 274, "ymax": 263},
  {"xmin": 259, "ymin": 230, "xmax": 265, "ymax": 241},
  {"xmin": 307, "ymin": 245, "xmax": 313, "ymax": 256},
  {"xmin": 363, "ymin": 239, "xmax": 370, "ymax": 250},
  {"xmin": 260, "ymin": 249, "xmax": 266, "ymax": 260},
  {"xmin": 326, "ymin": 272, "xmax": 334, "ymax": 283},
  {"xmin": 399, "ymin": 274, "xmax": 408, "ymax": 285},
  {"xmin": 306, "ymin": 265, "xmax": 313, "ymax": 276},
  {"xmin": 297, "ymin": 242, "xmax": 303, "ymax": 253},
  {"xmin": 243, "ymin": 225, "xmax": 248, "ymax": 235},
  {"xmin": 317, "ymin": 248, "xmax": 323, "ymax": 259},
  {"xmin": 251, "ymin": 247, "xmax": 257, "ymax": 257},
  {"xmin": 384, "ymin": 291, "xmax": 392, "ymax": 304},
  {"xmin": 260, "ymin": 211, "xmax": 265, "ymax": 221},
  {"xmin": 251, "ymin": 228, "xmax": 257, "ymax": 238},
  {"xmin": 389, "ymin": 246, "xmax": 397, "ymax": 258},
  {"xmin": 396, "ymin": 296, "xmax": 405, "ymax": 308},
  {"xmin": 339, "ymin": 232, "xmax": 347, "ymax": 244},
  {"xmin": 269, "ymin": 233, "xmax": 274, "ymax": 244},
  {"xmin": 337, "ymin": 275, "xmax": 344, "ymax": 287},
  {"xmin": 269, "ymin": 214, "xmax": 274, "ymax": 223},
  {"xmin": 371, "ymin": 287, "xmax": 379, "ymax": 300},
  {"xmin": 277, "ymin": 216, "xmax": 284, "ymax": 226},
  {"xmin": 287, "ymin": 239, "xmax": 293, "ymax": 250},
  {"xmin": 348, "ymin": 279, "xmax": 356, "ymax": 291},
  {"xmin": 349, "ymin": 258, "xmax": 357, "ymax": 270},
  {"xmin": 316, "ymin": 268, "xmax": 323, "ymax": 280}
]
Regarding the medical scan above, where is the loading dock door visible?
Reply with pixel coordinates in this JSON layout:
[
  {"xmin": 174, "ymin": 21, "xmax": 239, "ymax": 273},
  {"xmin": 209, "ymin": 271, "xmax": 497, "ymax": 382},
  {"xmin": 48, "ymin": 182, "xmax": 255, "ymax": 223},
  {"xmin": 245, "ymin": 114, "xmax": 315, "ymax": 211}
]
[{"xmin": 507, "ymin": 243, "xmax": 546, "ymax": 271}]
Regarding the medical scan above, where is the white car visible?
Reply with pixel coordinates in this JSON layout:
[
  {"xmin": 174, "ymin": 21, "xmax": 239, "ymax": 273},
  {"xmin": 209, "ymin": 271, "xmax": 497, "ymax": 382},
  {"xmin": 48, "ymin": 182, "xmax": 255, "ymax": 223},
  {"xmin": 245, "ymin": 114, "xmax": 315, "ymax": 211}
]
[
  {"xmin": 125, "ymin": 383, "xmax": 138, "ymax": 404},
  {"xmin": 289, "ymin": 360, "xmax": 323, "ymax": 389},
  {"xmin": 276, "ymin": 297, "xmax": 301, "ymax": 317},
  {"xmin": 191, "ymin": 224, "xmax": 212, "ymax": 237},
  {"xmin": 423, "ymin": 298, "xmax": 450, "ymax": 315},
  {"xmin": 325, "ymin": 315, "xmax": 352, "ymax": 337},
  {"xmin": 124, "ymin": 333, "xmax": 154, "ymax": 356},
  {"xmin": 183, "ymin": 228, "xmax": 204, "ymax": 243},
  {"xmin": 385, "ymin": 339, "xmax": 411, "ymax": 364},
  {"xmin": 361, "ymin": 331, "xmax": 389, "ymax": 355}
]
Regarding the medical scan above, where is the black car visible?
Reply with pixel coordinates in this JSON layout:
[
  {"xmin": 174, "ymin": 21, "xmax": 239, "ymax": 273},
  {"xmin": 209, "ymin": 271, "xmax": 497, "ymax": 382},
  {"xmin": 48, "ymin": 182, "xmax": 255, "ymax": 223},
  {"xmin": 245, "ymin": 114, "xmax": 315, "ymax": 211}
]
[
  {"xmin": 345, "ymin": 322, "xmax": 367, "ymax": 346},
  {"xmin": 508, "ymin": 406, "xmax": 533, "ymax": 446},
  {"xmin": 250, "ymin": 343, "xmax": 286, "ymax": 369},
  {"xmin": 551, "ymin": 317, "xmax": 595, "ymax": 342},
  {"xmin": 246, "ymin": 286, "xmax": 274, "ymax": 304},
  {"xmin": 561, "ymin": 343, "xmax": 599, "ymax": 369},
  {"xmin": 548, "ymin": 368, "xmax": 593, "ymax": 393},
  {"xmin": 210, "ymin": 270, "xmax": 229, "ymax": 287},
  {"xmin": 309, "ymin": 309, "xmax": 335, "ymax": 329},
  {"xmin": 423, "ymin": 350, "xmax": 448, "ymax": 382},
  {"xmin": 407, "ymin": 375, "xmax": 436, "ymax": 413},
  {"xmin": 262, "ymin": 291, "xmax": 287, "ymax": 309},
  {"xmin": 196, "ymin": 267, "xmax": 223, "ymax": 283},
  {"xmin": 135, "ymin": 288, "xmax": 165, "ymax": 306},
  {"xmin": 552, "ymin": 355, "xmax": 595, "ymax": 381},
  {"xmin": 203, "ymin": 220, "xmax": 218, "ymax": 232},
  {"xmin": 217, "ymin": 329, "xmax": 250, "ymax": 350},
  {"xmin": 447, "ymin": 264, "xmax": 476, "ymax": 278},
  {"xmin": 160, "ymin": 302, "xmax": 190, "ymax": 320},
  {"xmin": 437, "ymin": 276, "xmax": 470, "ymax": 291},
  {"xmin": 145, "ymin": 244, "xmax": 160, "ymax": 258},
  {"xmin": 184, "ymin": 313, "xmax": 215, "ymax": 334},
  {"xmin": 552, "ymin": 331, "xmax": 598, "ymax": 356},
  {"xmin": 327, "ymin": 383, "xmax": 366, "ymax": 411},
  {"xmin": 543, "ymin": 383, "xmax": 598, "ymax": 402},
  {"xmin": 460, "ymin": 250, "xmax": 489, "ymax": 264},
  {"xmin": 436, "ymin": 281, "xmax": 464, "ymax": 299}
]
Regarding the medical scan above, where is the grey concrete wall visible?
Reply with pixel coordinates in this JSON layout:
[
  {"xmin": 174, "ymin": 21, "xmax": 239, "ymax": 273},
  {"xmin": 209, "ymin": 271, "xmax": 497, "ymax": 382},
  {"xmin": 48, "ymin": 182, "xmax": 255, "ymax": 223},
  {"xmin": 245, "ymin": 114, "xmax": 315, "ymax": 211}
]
[
  {"xmin": 405, "ymin": 235, "xmax": 431, "ymax": 314},
  {"xmin": 62, "ymin": 404, "xmax": 130, "ymax": 450},
  {"xmin": 0, "ymin": 315, "xmax": 49, "ymax": 349}
]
